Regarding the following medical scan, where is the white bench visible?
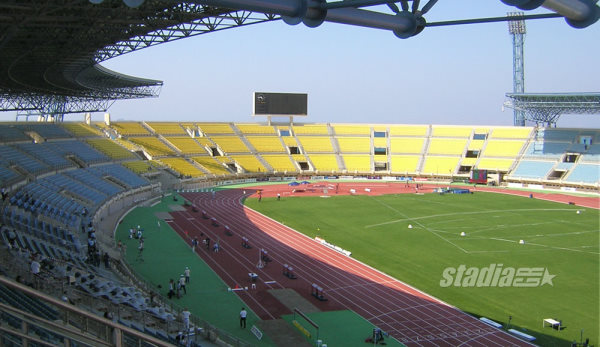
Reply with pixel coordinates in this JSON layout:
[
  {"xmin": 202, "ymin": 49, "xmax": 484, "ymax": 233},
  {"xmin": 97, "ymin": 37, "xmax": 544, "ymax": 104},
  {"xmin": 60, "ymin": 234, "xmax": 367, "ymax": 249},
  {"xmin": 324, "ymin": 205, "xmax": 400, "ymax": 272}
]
[
  {"xmin": 508, "ymin": 329, "xmax": 536, "ymax": 342},
  {"xmin": 543, "ymin": 318, "xmax": 561, "ymax": 330},
  {"xmin": 479, "ymin": 317, "xmax": 502, "ymax": 329}
]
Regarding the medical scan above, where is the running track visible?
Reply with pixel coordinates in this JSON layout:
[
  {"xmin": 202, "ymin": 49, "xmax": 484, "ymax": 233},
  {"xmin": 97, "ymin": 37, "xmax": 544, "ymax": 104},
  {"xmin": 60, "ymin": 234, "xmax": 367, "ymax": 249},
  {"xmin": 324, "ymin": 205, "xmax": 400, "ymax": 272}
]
[{"xmin": 163, "ymin": 184, "xmax": 545, "ymax": 346}]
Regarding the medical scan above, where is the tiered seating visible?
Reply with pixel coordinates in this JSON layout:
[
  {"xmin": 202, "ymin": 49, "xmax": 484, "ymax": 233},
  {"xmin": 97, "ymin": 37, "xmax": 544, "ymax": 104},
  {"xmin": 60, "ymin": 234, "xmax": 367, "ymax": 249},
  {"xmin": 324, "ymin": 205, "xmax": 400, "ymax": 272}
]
[
  {"xmin": 373, "ymin": 137, "xmax": 387, "ymax": 148},
  {"xmin": 191, "ymin": 157, "xmax": 230, "ymax": 175},
  {"xmin": 342, "ymin": 155, "xmax": 371, "ymax": 172},
  {"xmin": 422, "ymin": 156, "xmax": 460, "ymax": 175},
  {"xmin": 332, "ymin": 124, "xmax": 371, "ymax": 135},
  {"xmin": 282, "ymin": 137, "xmax": 298, "ymax": 148},
  {"xmin": 236, "ymin": 124, "xmax": 276, "ymax": 134},
  {"xmin": 115, "ymin": 138, "xmax": 140, "ymax": 151},
  {"xmin": 565, "ymin": 164, "xmax": 600, "ymax": 184},
  {"xmin": 42, "ymin": 174, "xmax": 107, "ymax": 205},
  {"xmin": 468, "ymin": 139, "xmax": 485, "ymax": 151},
  {"xmin": 158, "ymin": 158, "xmax": 205, "ymax": 177},
  {"xmin": 337, "ymin": 137, "xmax": 371, "ymax": 153},
  {"xmin": 539, "ymin": 129, "xmax": 579, "ymax": 142},
  {"xmin": 0, "ymin": 145, "xmax": 48, "ymax": 173},
  {"xmin": 489, "ymin": 127, "xmax": 532, "ymax": 139},
  {"xmin": 61, "ymin": 122, "xmax": 102, "ymax": 137},
  {"xmin": 111, "ymin": 122, "xmax": 150, "ymax": 136},
  {"xmin": 292, "ymin": 124, "xmax": 329, "ymax": 135},
  {"xmin": 309, "ymin": 154, "xmax": 339, "ymax": 172},
  {"xmin": 580, "ymin": 145, "xmax": 600, "ymax": 162},
  {"xmin": 128, "ymin": 137, "xmax": 175, "ymax": 157},
  {"xmin": 510, "ymin": 160, "xmax": 554, "ymax": 179},
  {"xmin": 65, "ymin": 169, "xmax": 122, "ymax": 196},
  {"xmin": 198, "ymin": 123, "xmax": 234, "ymax": 134},
  {"xmin": 194, "ymin": 137, "xmax": 214, "ymax": 147},
  {"xmin": 389, "ymin": 125, "xmax": 428, "ymax": 136},
  {"xmin": 0, "ymin": 166, "xmax": 19, "ymax": 184},
  {"xmin": 209, "ymin": 136, "xmax": 250, "ymax": 153},
  {"xmin": 391, "ymin": 155, "xmax": 419, "ymax": 173},
  {"xmin": 246, "ymin": 136, "xmax": 285, "ymax": 152},
  {"xmin": 86, "ymin": 138, "xmax": 136, "ymax": 159},
  {"xmin": 145, "ymin": 122, "xmax": 186, "ymax": 135},
  {"xmin": 14, "ymin": 142, "xmax": 72, "ymax": 169},
  {"xmin": 0, "ymin": 124, "xmax": 30, "ymax": 142},
  {"xmin": 261, "ymin": 155, "xmax": 297, "ymax": 172},
  {"xmin": 46, "ymin": 140, "xmax": 109, "ymax": 164},
  {"xmin": 427, "ymin": 138, "xmax": 468, "ymax": 155},
  {"xmin": 297, "ymin": 136, "xmax": 333, "ymax": 153},
  {"xmin": 165, "ymin": 137, "xmax": 207, "ymax": 154},
  {"xmin": 476, "ymin": 158, "xmax": 516, "ymax": 171},
  {"xmin": 92, "ymin": 163, "xmax": 149, "ymax": 189},
  {"xmin": 390, "ymin": 138, "xmax": 424, "ymax": 154},
  {"xmin": 431, "ymin": 126, "xmax": 472, "ymax": 137},
  {"xmin": 523, "ymin": 141, "xmax": 569, "ymax": 158},
  {"xmin": 229, "ymin": 155, "xmax": 266, "ymax": 172},
  {"xmin": 15, "ymin": 123, "xmax": 71, "ymax": 139},
  {"xmin": 483, "ymin": 140, "xmax": 526, "ymax": 157},
  {"xmin": 121, "ymin": 161, "xmax": 156, "ymax": 175}
]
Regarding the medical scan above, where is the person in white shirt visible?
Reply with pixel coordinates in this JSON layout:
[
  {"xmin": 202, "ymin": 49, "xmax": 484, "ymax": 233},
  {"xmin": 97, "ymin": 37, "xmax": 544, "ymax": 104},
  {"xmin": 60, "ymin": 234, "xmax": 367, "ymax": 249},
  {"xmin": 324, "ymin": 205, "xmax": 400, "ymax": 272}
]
[
  {"xmin": 239, "ymin": 307, "xmax": 247, "ymax": 328},
  {"xmin": 181, "ymin": 307, "xmax": 191, "ymax": 329}
]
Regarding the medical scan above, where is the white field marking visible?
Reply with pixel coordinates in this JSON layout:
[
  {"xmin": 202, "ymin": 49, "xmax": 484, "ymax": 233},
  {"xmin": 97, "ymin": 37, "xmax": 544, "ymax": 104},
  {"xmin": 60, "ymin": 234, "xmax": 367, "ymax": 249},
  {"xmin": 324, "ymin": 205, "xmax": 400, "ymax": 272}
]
[
  {"xmin": 365, "ymin": 208, "xmax": 579, "ymax": 229},
  {"xmin": 368, "ymin": 195, "xmax": 469, "ymax": 253},
  {"xmin": 485, "ymin": 237, "xmax": 600, "ymax": 254},
  {"xmin": 528, "ymin": 229, "xmax": 599, "ymax": 239}
]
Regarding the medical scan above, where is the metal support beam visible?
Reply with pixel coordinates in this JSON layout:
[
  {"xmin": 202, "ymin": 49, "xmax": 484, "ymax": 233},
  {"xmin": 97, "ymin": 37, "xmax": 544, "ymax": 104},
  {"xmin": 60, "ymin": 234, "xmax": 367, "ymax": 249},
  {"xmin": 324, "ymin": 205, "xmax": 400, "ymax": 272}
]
[{"xmin": 502, "ymin": 0, "xmax": 600, "ymax": 28}]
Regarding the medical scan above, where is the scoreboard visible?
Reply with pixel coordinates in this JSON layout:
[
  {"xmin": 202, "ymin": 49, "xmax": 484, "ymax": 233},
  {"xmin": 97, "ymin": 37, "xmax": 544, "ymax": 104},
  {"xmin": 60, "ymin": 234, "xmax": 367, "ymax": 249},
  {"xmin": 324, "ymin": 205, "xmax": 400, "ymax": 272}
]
[
  {"xmin": 253, "ymin": 92, "xmax": 307, "ymax": 116},
  {"xmin": 469, "ymin": 169, "xmax": 487, "ymax": 184}
]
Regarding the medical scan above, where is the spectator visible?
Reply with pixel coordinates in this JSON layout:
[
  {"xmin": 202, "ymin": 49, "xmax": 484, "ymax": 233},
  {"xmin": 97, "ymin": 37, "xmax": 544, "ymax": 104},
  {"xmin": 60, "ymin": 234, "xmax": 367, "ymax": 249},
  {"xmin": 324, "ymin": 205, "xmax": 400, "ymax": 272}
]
[
  {"xmin": 103, "ymin": 252, "xmax": 110, "ymax": 268},
  {"xmin": 181, "ymin": 307, "xmax": 191, "ymax": 330}
]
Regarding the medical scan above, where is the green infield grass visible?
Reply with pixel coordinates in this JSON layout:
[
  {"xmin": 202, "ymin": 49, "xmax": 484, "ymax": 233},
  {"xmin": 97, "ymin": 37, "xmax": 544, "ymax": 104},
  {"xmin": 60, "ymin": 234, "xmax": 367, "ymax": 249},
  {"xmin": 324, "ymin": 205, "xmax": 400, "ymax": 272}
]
[{"xmin": 245, "ymin": 191, "xmax": 599, "ymax": 346}]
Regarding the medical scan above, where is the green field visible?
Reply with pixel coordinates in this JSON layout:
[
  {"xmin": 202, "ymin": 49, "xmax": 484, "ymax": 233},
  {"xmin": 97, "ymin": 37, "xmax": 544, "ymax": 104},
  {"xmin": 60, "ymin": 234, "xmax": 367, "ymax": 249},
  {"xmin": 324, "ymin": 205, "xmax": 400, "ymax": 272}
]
[{"xmin": 245, "ymin": 191, "xmax": 600, "ymax": 346}]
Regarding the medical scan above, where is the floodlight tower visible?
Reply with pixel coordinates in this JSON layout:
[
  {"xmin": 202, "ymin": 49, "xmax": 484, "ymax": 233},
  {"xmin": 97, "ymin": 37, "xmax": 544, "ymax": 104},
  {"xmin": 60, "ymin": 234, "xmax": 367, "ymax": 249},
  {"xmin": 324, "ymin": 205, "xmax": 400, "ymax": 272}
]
[{"xmin": 508, "ymin": 12, "xmax": 526, "ymax": 126}]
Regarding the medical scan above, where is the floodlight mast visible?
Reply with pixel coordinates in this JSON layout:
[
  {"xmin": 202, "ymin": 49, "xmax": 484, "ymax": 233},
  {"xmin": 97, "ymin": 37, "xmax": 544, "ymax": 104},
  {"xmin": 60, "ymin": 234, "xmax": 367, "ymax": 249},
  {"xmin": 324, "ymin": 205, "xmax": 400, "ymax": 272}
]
[{"xmin": 508, "ymin": 12, "xmax": 526, "ymax": 126}]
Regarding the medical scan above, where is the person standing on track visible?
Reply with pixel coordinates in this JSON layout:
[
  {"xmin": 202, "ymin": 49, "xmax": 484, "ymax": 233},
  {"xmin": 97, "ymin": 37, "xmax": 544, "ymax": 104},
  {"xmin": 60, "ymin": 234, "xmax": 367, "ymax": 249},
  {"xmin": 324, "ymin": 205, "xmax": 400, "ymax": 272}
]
[
  {"xmin": 239, "ymin": 308, "xmax": 247, "ymax": 328},
  {"xmin": 205, "ymin": 236, "xmax": 211, "ymax": 250}
]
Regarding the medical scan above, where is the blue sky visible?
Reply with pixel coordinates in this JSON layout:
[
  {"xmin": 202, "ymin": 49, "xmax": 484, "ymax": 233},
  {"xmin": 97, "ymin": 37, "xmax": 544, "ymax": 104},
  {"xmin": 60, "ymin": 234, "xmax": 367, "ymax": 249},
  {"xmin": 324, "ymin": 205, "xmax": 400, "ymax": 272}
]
[{"xmin": 98, "ymin": 1, "xmax": 599, "ymax": 128}]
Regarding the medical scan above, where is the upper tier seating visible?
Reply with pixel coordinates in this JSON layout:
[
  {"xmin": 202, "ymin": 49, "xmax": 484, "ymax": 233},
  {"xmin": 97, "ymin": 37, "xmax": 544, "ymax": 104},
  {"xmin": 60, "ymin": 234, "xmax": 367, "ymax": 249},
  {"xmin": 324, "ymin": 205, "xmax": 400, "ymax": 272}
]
[
  {"xmin": 390, "ymin": 138, "xmax": 424, "ymax": 154},
  {"xmin": 388, "ymin": 125, "xmax": 428, "ymax": 136},
  {"xmin": 246, "ymin": 136, "xmax": 286, "ymax": 152},
  {"xmin": 431, "ymin": 126, "xmax": 472, "ymax": 137},
  {"xmin": 111, "ymin": 122, "xmax": 150, "ymax": 136},
  {"xmin": 427, "ymin": 138, "xmax": 468, "ymax": 155},
  {"xmin": 332, "ymin": 124, "xmax": 371, "ymax": 135},
  {"xmin": 297, "ymin": 136, "xmax": 333, "ymax": 153},
  {"xmin": 61, "ymin": 122, "xmax": 103, "ymax": 137},
  {"xmin": 337, "ymin": 137, "xmax": 371, "ymax": 153},
  {"xmin": 210, "ymin": 136, "xmax": 250, "ymax": 153},
  {"xmin": 198, "ymin": 123, "xmax": 235, "ymax": 134},
  {"xmin": 145, "ymin": 122, "xmax": 186, "ymax": 135},
  {"xmin": 292, "ymin": 124, "xmax": 329, "ymax": 135},
  {"xmin": 236, "ymin": 124, "xmax": 276, "ymax": 134},
  {"xmin": 86, "ymin": 138, "xmax": 136, "ymax": 160},
  {"xmin": 165, "ymin": 137, "xmax": 207, "ymax": 154},
  {"xmin": 128, "ymin": 137, "xmax": 175, "ymax": 157}
]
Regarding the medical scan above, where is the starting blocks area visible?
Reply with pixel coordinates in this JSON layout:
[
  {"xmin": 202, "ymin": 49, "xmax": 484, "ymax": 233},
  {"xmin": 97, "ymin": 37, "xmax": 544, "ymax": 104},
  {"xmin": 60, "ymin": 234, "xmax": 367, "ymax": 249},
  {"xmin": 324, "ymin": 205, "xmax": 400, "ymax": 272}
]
[{"xmin": 282, "ymin": 310, "xmax": 405, "ymax": 347}]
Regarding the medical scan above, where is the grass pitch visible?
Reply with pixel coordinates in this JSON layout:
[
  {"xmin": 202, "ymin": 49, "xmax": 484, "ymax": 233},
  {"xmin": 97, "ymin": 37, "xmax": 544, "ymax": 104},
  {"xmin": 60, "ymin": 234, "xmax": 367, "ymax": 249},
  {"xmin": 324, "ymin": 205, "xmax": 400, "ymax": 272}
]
[{"xmin": 245, "ymin": 191, "xmax": 599, "ymax": 346}]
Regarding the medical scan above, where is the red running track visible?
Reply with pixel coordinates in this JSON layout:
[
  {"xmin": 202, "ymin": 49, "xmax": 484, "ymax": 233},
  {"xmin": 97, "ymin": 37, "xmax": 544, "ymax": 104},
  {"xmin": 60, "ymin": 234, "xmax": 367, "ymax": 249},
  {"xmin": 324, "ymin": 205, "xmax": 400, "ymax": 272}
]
[{"xmin": 166, "ymin": 185, "xmax": 539, "ymax": 346}]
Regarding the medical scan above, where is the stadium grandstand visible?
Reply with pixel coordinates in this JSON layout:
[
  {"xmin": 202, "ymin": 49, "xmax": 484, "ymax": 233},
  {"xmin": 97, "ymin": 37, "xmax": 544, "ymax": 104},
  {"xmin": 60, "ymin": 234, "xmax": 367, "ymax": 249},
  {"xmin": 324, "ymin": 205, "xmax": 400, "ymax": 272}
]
[{"xmin": 0, "ymin": 1, "xmax": 599, "ymax": 347}]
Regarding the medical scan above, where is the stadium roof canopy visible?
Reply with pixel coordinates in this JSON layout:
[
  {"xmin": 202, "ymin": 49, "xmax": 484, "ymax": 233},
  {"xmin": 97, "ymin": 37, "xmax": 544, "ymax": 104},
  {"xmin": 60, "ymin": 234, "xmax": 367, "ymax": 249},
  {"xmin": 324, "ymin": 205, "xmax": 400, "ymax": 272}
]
[
  {"xmin": 504, "ymin": 93, "xmax": 600, "ymax": 127},
  {"xmin": 0, "ymin": 0, "xmax": 598, "ymax": 119}
]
